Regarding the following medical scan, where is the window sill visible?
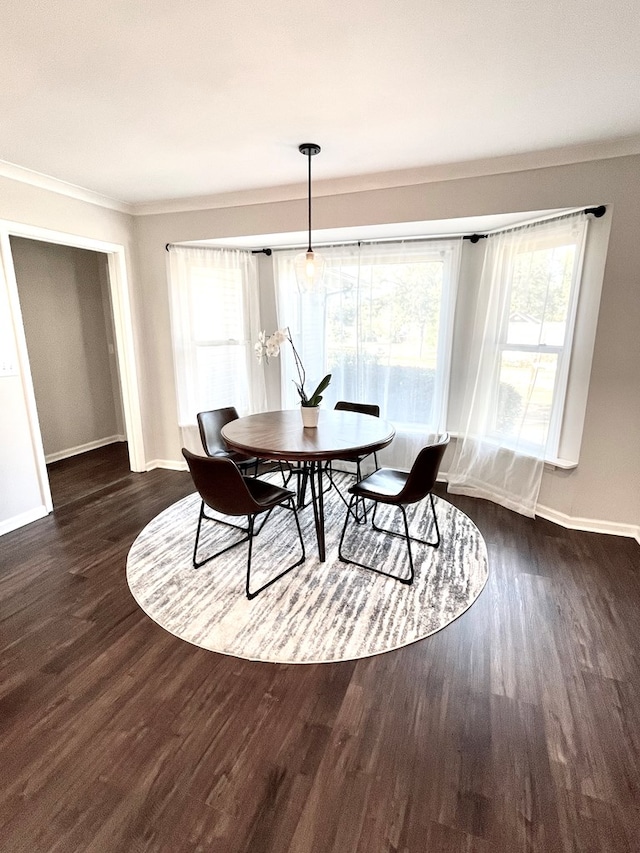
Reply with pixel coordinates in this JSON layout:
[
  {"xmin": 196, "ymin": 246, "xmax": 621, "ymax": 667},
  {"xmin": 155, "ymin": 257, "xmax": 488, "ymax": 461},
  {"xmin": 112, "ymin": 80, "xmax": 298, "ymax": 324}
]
[
  {"xmin": 444, "ymin": 431, "xmax": 578, "ymax": 470},
  {"xmin": 544, "ymin": 457, "xmax": 578, "ymax": 471}
]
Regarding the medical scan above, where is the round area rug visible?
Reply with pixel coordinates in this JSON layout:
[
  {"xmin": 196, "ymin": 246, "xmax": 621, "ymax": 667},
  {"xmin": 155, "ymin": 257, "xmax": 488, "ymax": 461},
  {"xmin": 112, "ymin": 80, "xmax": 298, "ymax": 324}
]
[{"xmin": 126, "ymin": 473, "xmax": 488, "ymax": 664}]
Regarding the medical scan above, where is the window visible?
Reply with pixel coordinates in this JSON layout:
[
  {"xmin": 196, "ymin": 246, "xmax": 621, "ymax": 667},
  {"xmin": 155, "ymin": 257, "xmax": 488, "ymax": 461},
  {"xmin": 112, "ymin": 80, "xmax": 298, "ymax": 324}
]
[
  {"xmin": 492, "ymin": 218, "xmax": 587, "ymax": 456},
  {"xmin": 274, "ymin": 240, "xmax": 460, "ymax": 466},
  {"xmin": 168, "ymin": 246, "xmax": 265, "ymax": 449},
  {"xmin": 188, "ymin": 263, "xmax": 249, "ymax": 411},
  {"xmin": 448, "ymin": 213, "xmax": 593, "ymax": 516}
]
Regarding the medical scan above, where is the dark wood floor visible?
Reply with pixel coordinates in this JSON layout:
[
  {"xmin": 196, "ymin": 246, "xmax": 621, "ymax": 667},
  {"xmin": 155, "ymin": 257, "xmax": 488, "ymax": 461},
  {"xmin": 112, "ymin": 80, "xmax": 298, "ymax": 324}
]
[{"xmin": 1, "ymin": 444, "xmax": 639, "ymax": 852}]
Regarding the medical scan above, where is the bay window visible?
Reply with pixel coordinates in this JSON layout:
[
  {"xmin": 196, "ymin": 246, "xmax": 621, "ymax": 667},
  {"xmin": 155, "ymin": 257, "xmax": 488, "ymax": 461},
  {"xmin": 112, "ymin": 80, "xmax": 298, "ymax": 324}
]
[{"xmin": 167, "ymin": 207, "xmax": 608, "ymax": 513}]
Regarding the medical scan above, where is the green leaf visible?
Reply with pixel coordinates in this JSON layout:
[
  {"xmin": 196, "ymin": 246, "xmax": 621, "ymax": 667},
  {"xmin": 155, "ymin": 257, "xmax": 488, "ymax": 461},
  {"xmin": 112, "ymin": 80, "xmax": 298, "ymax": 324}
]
[{"xmin": 306, "ymin": 374, "xmax": 332, "ymax": 407}]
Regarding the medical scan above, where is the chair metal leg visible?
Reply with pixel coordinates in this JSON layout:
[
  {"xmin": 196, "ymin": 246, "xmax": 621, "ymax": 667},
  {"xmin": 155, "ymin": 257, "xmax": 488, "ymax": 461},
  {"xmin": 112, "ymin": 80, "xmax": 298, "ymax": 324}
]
[
  {"xmin": 246, "ymin": 498, "xmax": 306, "ymax": 600},
  {"xmin": 192, "ymin": 500, "xmax": 206, "ymax": 567},
  {"xmin": 354, "ymin": 460, "xmax": 368, "ymax": 523},
  {"xmin": 338, "ymin": 491, "xmax": 441, "ymax": 584},
  {"xmin": 298, "ymin": 463, "xmax": 309, "ymax": 508},
  {"xmin": 239, "ymin": 460, "xmax": 259, "ymax": 478},
  {"xmin": 255, "ymin": 460, "xmax": 289, "ymax": 485},
  {"xmin": 338, "ymin": 495, "xmax": 414, "ymax": 585},
  {"xmin": 194, "ymin": 498, "xmax": 305, "ymax": 598},
  {"xmin": 322, "ymin": 462, "xmax": 334, "ymax": 495},
  {"xmin": 193, "ymin": 501, "xmax": 252, "ymax": 569},
  {"xmin": 328, "ymin": 453, "xmax": 379, "ymax": 523},
  {"xmin": 282, "ymin": 461, "xmax": 295, "ymax": 486},
  {"xmin": 371, "ymin": 491, "xmax": 441, "ymax": 548},
  {"xmin": 323, "ymin": 463, "xmax": 366, "ymax": 523}
]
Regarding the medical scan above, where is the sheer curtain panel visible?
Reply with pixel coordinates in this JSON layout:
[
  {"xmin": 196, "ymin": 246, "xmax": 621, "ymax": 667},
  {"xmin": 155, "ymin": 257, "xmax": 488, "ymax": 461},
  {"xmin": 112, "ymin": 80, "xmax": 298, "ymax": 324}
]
[
  {"xmin": 168, "ymin": 246, "xmax": 266, "ymax": 452},
  {"xmin": 448, "ymin": 214, "xmax": 588, "ymax": 516},
  {"xmin": 274, "ymin": 240, "xmax": 460, "ymax": 470}
]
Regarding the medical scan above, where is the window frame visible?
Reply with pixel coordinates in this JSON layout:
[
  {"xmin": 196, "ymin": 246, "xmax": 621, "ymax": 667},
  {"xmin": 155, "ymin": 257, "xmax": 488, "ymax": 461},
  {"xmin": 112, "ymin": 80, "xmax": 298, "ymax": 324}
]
[{"xmin": 491, "ymin": 219, "xmax": 588, "ymax": 459}]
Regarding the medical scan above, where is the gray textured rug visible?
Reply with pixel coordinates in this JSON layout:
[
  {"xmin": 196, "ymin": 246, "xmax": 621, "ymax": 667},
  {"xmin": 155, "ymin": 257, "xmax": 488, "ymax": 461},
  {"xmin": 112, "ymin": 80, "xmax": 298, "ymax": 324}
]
[{"xmin": 126, "ymin": 474, "xmax": 488, "ymax": 664}]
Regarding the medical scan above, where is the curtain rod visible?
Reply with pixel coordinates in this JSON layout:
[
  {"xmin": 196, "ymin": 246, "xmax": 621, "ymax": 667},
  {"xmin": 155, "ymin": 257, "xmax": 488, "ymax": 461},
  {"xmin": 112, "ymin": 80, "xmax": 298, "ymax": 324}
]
[
  {"xmin": 165, "ymin": 205, "xmax": 606, "ymax": 254},
  {"xmin": 165, "ymin": 243, "xmax": 271, "ymax": 255},
  {"xmin": 462, "ymin": 205, "xmax": 606, "ymax": 242}
]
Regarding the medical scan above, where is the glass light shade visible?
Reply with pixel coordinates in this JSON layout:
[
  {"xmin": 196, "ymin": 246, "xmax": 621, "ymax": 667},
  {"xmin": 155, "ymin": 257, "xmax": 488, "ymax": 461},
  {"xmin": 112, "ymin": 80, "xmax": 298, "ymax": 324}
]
[{"xmin": 294, "ymin": 249, "xmax": 326, "ymax": 292}]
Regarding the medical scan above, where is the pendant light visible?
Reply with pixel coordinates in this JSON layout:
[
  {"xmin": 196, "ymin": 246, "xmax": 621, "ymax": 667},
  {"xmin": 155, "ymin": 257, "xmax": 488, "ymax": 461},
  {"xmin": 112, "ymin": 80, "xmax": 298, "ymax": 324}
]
[{"xmin": 294, "ymin": 143, "xmax": 325, "ymax": 292}]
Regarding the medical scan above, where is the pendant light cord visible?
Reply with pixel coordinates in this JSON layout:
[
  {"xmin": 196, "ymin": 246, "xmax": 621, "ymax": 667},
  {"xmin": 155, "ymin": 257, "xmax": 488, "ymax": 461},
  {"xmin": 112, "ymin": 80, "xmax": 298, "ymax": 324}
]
[{"xmin": 307, "ymin": 151, "xmax": 312, "ymax": 253}]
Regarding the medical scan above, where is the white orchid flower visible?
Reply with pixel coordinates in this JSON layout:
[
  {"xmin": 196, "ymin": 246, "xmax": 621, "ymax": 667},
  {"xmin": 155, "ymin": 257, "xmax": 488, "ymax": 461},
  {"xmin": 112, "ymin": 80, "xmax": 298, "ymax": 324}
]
[
  {"xmin": 265, "ymin": 339, "xmax": 280, "ymax": 358},
  {"xmin": 255, "ymin": 327, "xmax": 330, "ymax": 409}
]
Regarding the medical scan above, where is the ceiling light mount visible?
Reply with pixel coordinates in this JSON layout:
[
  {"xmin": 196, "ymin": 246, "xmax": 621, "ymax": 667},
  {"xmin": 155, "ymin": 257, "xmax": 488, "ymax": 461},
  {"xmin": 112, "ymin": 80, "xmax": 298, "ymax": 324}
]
[{"xmin": 299, "ymin": 143, "xmax": 321, "ymax": 158}]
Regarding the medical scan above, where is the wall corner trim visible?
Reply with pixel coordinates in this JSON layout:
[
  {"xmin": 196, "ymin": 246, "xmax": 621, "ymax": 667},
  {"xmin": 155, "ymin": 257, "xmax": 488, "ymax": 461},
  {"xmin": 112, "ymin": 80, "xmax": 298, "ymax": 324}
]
[{"xmin": 0, "ymin": 505, "xmax": 49, "ymax": 537}]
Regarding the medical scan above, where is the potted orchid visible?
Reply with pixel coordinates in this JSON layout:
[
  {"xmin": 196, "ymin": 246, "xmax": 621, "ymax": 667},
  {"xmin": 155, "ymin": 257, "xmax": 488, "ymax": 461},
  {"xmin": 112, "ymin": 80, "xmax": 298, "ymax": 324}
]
[{"xmin": 256, "ymin": 327, "xmax": 331, "ymax": 426}]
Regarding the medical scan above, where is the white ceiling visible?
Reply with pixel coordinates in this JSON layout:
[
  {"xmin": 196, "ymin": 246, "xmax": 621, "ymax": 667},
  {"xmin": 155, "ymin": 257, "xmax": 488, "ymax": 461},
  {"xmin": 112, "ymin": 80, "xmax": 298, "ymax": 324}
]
[{"xmin": 2, "ymin": 0, "xmax": 640, "ymax": 207}]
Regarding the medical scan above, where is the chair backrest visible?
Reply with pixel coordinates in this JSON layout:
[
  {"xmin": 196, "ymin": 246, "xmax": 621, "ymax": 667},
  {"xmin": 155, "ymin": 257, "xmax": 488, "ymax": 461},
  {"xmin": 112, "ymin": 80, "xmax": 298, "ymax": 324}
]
[
  {"xmin": 182, "ymin": 448, "xmax": 260, "ymax": 517},
  {"xmin": 197, "ymin": 407, "xmax": 240, "ymax": 456},
  {"xmin": 398, "ymin": 434, "xmax": 450, "ymax": 504},
  {"xmin": 334, "ymin": 400, "xmax": 380, "ymax": 418}
]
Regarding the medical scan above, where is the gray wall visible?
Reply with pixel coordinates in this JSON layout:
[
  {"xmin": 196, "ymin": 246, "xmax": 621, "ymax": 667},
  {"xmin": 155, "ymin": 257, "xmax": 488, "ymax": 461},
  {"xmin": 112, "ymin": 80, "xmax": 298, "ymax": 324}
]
[
  {"xmin": 133, "ymin": 155, "xmax": 640, "ymax": 533},
  {"xmin": 11, "ymin": 238, "xmax": 124, "ymax": 458},
  {"xmin": 0, "ymin": 152, "xmax": 638, "ymax": 537}
]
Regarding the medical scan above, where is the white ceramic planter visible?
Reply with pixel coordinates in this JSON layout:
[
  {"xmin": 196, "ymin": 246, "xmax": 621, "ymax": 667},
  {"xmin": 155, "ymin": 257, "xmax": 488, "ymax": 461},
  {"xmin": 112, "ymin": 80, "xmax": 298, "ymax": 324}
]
[{"xmin": 300, "ymin": 406, "xmax": 320, "ymax": 428}]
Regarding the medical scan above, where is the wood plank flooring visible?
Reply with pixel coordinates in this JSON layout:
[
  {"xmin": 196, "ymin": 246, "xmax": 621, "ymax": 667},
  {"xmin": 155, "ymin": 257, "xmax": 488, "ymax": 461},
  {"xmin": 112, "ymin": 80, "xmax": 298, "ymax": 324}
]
[{"xmin": 1, "ymin": 445, "xmax": 639, "ymax": 852}]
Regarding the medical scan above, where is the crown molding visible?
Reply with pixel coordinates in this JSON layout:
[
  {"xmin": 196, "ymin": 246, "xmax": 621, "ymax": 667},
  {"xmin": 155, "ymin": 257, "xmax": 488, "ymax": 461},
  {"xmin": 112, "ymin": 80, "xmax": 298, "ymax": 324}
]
[
  {"xmin": 130, "ymin": 135, "xmax": 640, "ymax": 216},
  {"xmin": 3, "ymin": 136, "xmax": 640, "ymax": 218},
  {"xmin": 0, "ymin": 160, "xmax": 133, "ymax": 214}
]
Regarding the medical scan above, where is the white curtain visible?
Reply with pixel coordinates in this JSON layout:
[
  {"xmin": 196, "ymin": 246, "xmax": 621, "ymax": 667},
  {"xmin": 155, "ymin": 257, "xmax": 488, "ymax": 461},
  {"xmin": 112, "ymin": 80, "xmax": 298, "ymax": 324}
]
[
  {"xmin": 448, "ymin": 214, "xmax": 588, "ymax": 516},
  {"xmin": 274, "ymin": 239, "xmax": 460, "ymax": 470},
  {"xmin": 168, "ymin": 246, "xmax": 266, "ymax": 451}
]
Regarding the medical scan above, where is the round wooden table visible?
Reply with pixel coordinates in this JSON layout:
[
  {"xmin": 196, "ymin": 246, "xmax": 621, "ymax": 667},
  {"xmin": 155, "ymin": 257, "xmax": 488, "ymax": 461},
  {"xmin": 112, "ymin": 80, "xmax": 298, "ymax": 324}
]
[{"xmin": 222, "ymin": 409, "xmax": 395, "ymax": 561}]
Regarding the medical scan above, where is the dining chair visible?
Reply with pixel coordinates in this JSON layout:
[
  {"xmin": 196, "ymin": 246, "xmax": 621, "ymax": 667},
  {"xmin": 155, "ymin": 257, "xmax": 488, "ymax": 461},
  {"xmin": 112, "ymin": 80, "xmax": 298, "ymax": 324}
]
[
  {"xmin": 182, "ymin": 449, "xmax": 306, "ymax": 600},
  {"xmin": 325, "ymin": 400, "xmax": 381, "ymax": 521},
  {"xmin": 197, "ymin": 407, "xmax": 260, "ymax": 476},
  {"xmin": 199, "ymin": 407, "xmax": 290, "ymax": 484},
  {"xmin": 338, "ymin": 433, "xmax": 449, "ymax": 585}
]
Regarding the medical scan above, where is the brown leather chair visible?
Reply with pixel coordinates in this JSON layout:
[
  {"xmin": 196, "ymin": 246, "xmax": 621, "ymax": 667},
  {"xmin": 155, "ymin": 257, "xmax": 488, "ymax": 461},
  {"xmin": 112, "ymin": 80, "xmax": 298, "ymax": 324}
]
[
  {"xmin": 197, "ymin": 407, "xmax": 259, "ymax": 476},
  {"xmin": 338, "ymin": 434, "xmax": 449, "ymax": 585},
  {"xmin": 334, "ymin": 400, "xmax": 381, "ymax": 472},
  {"xmin": 325, "ymin": 400, "xmax": 382, "ymax": 519},
  {"xmin": 182, "ymin": 449, "xmax": 305, "ymax": 600}
]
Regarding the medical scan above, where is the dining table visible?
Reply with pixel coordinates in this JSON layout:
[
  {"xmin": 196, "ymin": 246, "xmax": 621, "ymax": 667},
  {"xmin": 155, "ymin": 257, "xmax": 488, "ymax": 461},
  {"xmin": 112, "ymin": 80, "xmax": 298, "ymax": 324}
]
[{"xmin": 221, "ymin": 408, "xmax": 395, "ymax": 562}]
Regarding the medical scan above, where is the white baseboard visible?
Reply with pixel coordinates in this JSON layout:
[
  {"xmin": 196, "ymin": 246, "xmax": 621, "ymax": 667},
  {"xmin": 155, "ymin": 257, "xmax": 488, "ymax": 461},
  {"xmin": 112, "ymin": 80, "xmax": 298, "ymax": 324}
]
[
  {"xmin": 536, "ymin": 504, "xmax": 640, "ymax": 543},
  {"xmin": 146, "ymin": 459, "xmax": 188, "ymax": 472},
  {"xmin": 0, "ymin": 505, "xmax": 49, "ymax": 536},
  {"xmin": 439, "ymin": 470, "xmax": 639, "ymax": 543},
  {"xmin": 45, "ymin": 435, "xmax": 126, "ymax": 464}
]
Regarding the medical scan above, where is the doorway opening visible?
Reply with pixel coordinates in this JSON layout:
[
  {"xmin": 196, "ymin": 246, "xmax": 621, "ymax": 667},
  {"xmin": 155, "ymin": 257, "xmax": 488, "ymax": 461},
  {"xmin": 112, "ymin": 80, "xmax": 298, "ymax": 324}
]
[
  {"xmin": 1, "ymin": 222, "xmax": 145, "ymax": 528},
  {"xmin": 10, "ymin": 237, "xmax": 133, "ymax": 508}
]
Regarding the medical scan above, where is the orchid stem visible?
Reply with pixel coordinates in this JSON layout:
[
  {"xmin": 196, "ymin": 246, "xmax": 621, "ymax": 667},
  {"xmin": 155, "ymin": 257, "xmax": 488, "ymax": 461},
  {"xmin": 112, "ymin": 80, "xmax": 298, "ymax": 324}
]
[{"xmin": 286, "ymin": 326, "xmax": 307, "ymax": 401}]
